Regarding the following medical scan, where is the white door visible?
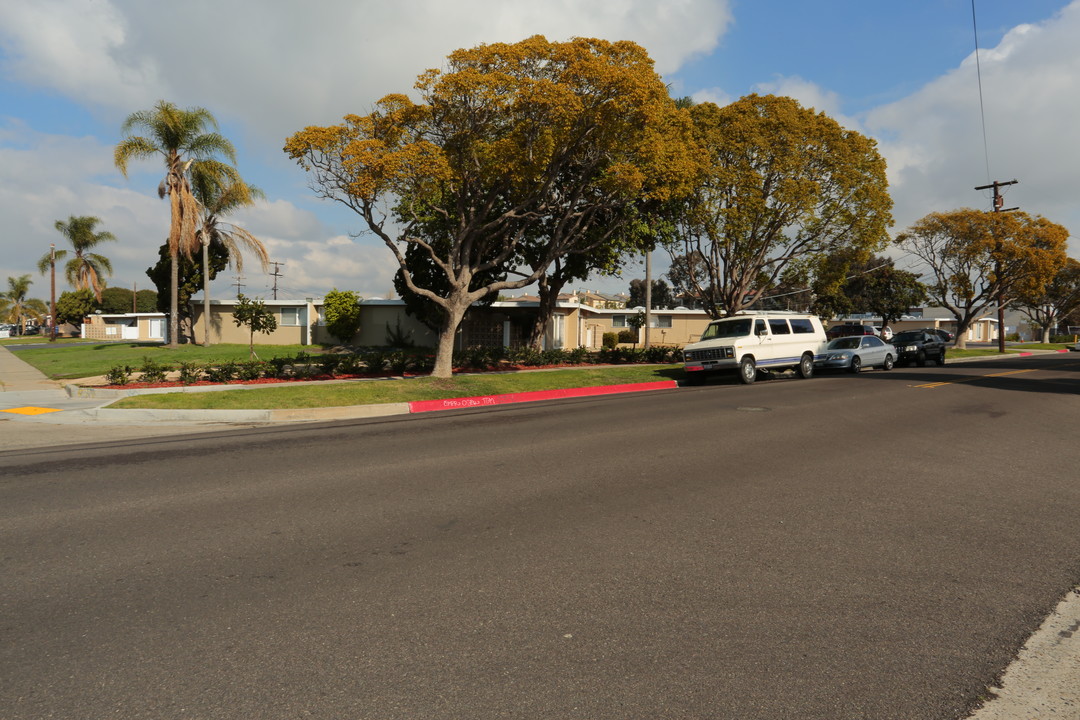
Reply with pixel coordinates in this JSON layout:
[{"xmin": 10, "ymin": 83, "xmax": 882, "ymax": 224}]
[
  {"xmin": 121, "ymin": 322, "xmax": 139, "ymax": 340},
  {"xmin": 148, "ymin": 318, "xmax": 165, "ymax": 340}
]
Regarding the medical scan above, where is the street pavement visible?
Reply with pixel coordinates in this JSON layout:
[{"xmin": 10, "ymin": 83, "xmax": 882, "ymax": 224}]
[{"xmin": 1, "ymin": 342, "xmax": 1078, "ymax": 717}]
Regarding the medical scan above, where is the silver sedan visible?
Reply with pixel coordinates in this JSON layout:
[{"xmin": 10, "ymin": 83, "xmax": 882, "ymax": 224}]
[{"xmin": 816, "ymin": 335, "xmax": 895, "ymax": 373}]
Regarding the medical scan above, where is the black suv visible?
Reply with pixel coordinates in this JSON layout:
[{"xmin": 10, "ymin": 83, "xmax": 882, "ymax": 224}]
[
  {"xmin": 826, "ymin": 324, "xmax": 878, "ymax": 340},
  {"xmin": 892, "ymin": 330, "xmax": 947, "ymax": 366}
]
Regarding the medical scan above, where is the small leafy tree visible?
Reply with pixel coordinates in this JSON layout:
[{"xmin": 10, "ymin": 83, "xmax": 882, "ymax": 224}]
[
  {"xmin": 232, "ymin": 294, "xmax": 277, "ymax": 359},
  {"xmin": 1014, "ymin": 257, "xmax": 1080, "ymax": 342},
  {"xmin": 323, "ymin": 289, "xmax": 363, "ymax": 344},
  {"xmin": 55, "ymin": 289, "xmax": 99, "ymax": 325},
  {"xmin": 626, "ymin": 310, "xmax": 646, "ymax": 348}
]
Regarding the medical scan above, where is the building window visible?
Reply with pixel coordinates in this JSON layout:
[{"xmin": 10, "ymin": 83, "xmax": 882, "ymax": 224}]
[
  {"xmin": 280, "ymin": 307, "xmax": 304, "ymax": 326},
  {"xmin": 648, "ymin": 315, "xmax": 672, "ymax": 328},
  {"xmin": 612, "ymin": 314, "xmax": 627, "ymax": 328}
]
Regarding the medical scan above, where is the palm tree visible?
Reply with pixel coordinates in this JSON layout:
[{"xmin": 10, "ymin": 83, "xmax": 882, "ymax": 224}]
[
  {"xmin": 41, "ymin": 216, "xmax": 116, "ymax": 302},
  {"xmin": 2, "ymin": 275, "xmax": 49, "ymax": 335},
  {"xmin": 114, "ymin": 100, "xmax": 237, "ymax": 347},
  {"xmin": 190, "ymin": 170, "xmax": 270, "ymax": 346}
]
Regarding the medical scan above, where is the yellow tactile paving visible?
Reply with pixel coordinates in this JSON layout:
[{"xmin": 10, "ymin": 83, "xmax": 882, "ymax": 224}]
[{"xmin": 1, "ymin": 406, "xmax": 63, "ymax": 416}]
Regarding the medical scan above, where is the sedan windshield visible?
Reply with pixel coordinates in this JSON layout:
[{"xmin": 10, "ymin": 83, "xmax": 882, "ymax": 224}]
[
  {"xmin": 828, "ymin": 337, "xmax": 861, "ymax": 350},
  {"xmin": 700, "ymin": 318, "xmax": 752, "ymax": 340}
]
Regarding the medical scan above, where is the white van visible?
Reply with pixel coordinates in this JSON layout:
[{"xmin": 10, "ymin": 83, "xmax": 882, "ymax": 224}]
[{"xmin": 682, "ymin": 312, "xmax": 828, "ymax": 385}]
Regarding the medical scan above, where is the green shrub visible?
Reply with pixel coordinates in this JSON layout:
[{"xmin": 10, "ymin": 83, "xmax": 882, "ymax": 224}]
[
  {"xmin": 266, "ymin": 356, "xmax": 292, "ymax": 379},
  {"xmin": 236, "ymin": 360, "xmax": 267, "ymax": 381},
  {"xmin": 335, "ymin": 354, "xmax": 364, "ymax": 375},
  {"xmin": 455, "ymin": 345, "xmax": 504, "ymax": 370},
  {"xmin": 203, "ymin": 361, "xmax": 238, "ymax": 384},
  {"xmin": 1050, "ymin": 335, "xmax": 1075, "ymax": 344},
  {"xmin": 138, "ymin": 356, "xmax": 169, "ymax": 384},
  {"xmin": 567, "ymin": 347, "xmax": 590, "ymax": 365},
  {"xmin": 387, "ymin": 351, "xmax": 413, "ymax": 375},
  {"xmin": 363, "ymin": 351, "xmax": 388, "ymax": 373},
  {"xmin": 411, "ymin": 353, "xmax": 436, "ymax": 374},
  {"xmin": 177, "ymin": 361, "xmax": 203, "ymax": 385},
  {"xmin": 539, "ymin": 349, "xmax": 568, "ymax": 365},
  {"xmin": 318, "ymin": 354, "xmax": 341, "ymax": 375},
  {"xmin": 105, "ymin": 365, "xmax": 132, "ymax": 386},
  {"xmin": 602, "ymin": 332, "xmax": 618, "ymax": 349},
  {"xmin": 618, "ymin": 329, "xmax": 637, "ymax": 344}
]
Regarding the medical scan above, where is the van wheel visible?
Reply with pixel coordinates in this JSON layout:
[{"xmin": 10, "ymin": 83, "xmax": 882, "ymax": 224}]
[
  {"xmin": 739, "ymin": 357, "xmax": 757, "ymax": 384},
  {"xmin": 883, "ymin": 354, "xmax": 894, "ymax": 371},
  {"xmin": 796, "ymin": 353, "xmax": 814, "ymax": 379}
]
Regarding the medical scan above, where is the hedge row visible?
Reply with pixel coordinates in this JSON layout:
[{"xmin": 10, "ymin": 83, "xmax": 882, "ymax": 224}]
[{"xmin": 103, "ymin": 345, "xmax": 685, "ymax": 386}]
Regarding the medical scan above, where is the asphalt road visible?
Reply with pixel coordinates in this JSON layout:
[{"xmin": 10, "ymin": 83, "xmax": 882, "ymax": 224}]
[{"xmin": 2, "ymin": 355, "xmax": 1078, "ymax": 719}]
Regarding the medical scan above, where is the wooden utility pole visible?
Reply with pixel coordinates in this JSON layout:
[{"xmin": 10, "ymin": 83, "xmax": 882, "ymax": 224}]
[
  {"xmin": 974, "ymin": 179, "xmax": 1018, "ymax": 353},
  {"xmin": 644, "ymin": 250, "xmax": 652, "ymax": 349},
  {"xmin": 49, "ymin": 243, "xmax": 57, "ymax": 342},
  {"xmin": 270, "ymin": 262, "xmax": 285, "ymax": 300}
]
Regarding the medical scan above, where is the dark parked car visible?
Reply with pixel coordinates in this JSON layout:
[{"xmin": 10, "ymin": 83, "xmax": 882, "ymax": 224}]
[
  {"xmin": 826, "ymin": 324, "xmax": 878, "ymax": 340},
  {"xmin": 892, "ymin": 330, "xmax": 947, "ymax": 366}
]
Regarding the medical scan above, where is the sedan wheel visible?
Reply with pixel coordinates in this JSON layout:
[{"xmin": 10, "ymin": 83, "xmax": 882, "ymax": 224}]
[
  {"xmin": 739, "ymin": 356, "xmax": 757, "ymax": 385},
  {"xmin": 883, "ymin": 354, "xmax": 894, "ymax": 371},
  {"xmin": 849, "ymin": 356, "xmax": 862, "ymax": 374}
]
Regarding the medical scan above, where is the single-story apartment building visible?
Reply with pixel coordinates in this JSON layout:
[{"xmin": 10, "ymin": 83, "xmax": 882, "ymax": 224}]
[
  {"xmin": 179, "ymin": 295, "xmax": 714, "ymax": 350},
  {"xmin": 81, "ymin": 312, "xmax": 168, "ymax": 342}
]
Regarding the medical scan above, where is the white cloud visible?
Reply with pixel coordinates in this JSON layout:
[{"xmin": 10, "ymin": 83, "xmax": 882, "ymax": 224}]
[
  {"xmin": 0, "ymin": 0, "xmax": 733, "ymax": 146},
  {"xmin": 865, "ymin": 0, "xmax": 1080, "ymax": 255}
]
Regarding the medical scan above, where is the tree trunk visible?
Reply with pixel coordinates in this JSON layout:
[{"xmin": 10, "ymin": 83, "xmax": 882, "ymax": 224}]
[
  {"xmin": 431, "ymin": 301, "xmax": 469, "ymax": 378},
  {"xmin": 1042, "ymin": 325, "xmax": 1052, "ymax": 343},
  {"xmin": 168, "ymin": 249, "xmax": 179, "ymax": 348},
  {"xmin": 202, "ymin": 242, "xmax": 211, "ymax": 346},
  {"xmin": 529, "ymin": 274, "xmax": 566, "ymax": 350}
]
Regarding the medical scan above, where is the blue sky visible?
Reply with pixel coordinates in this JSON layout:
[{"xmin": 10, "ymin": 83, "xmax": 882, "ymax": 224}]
[{"xmin": 1, "ymin": 0, "xmax": 1077, "ymax": 302}]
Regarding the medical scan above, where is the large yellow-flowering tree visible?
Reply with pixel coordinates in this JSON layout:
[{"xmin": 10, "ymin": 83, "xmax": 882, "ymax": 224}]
[
  {"xmin": 898, "ymin": 208, "xmax": 1069, "ymax": 347},
  {"xmin": 669, "ymin": 94, "xmax": 894, "ymax": 318},
  {"xmin": 286, "ymin": 36, "xmax": 697, "ymax": 377}
]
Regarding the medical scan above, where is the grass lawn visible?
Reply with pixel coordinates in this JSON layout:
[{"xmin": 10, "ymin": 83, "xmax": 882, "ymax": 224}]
[
  {"xmin": 110, "ymin": 365, "xmax": 683, "ymax": 410},
  {"xmin": 10, "ymin": 342, "xmax": 322, "ymax": 379}
]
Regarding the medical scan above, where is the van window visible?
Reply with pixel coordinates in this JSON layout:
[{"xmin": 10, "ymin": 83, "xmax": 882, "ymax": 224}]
[
  {"xmin": 768, "ymin": 319, "xmax": 791, "ymax": 335},
  {"xmin": 701, "ymin": 318, "xmax": 752, "ymax": 340},
  {"xmin": 790, "ymin": 318, "xmax": 815, "ymax": 334},
  {"xmin": 755, "ymin": 319, "xmax": 766, "ymax": 335}
]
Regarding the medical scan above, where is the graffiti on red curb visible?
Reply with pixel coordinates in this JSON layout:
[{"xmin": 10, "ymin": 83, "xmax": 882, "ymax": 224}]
[{"xmin": 408, "ymin": 380, "xmax": 678, "ymax": 413}]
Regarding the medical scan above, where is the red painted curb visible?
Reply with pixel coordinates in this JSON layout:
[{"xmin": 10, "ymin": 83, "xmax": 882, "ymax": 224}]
[
  {"xmin": 1018, "ymin": 352, "xmax": 1033, "ymax": 356},
  {"xmin": 408, "ymin": 380, "xmax": 678, "ymax": 413}
]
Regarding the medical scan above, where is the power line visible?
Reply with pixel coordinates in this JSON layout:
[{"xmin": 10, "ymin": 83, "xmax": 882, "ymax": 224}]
[{"xmin": 971, "ymin": 0, "xmax": 993, "ymax": 183}]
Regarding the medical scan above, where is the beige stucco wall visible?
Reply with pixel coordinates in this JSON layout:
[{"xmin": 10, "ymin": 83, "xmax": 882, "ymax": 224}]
[
  {"xmin": 581, "ymin": 310, "xmax": 712, "ymax": 347},
  {"xmin": 191, "ymin": 305, "xmax": 308, "ymax": 345}
]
